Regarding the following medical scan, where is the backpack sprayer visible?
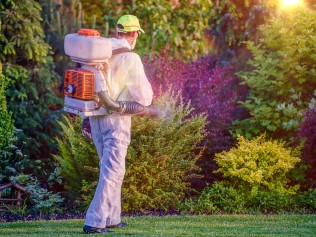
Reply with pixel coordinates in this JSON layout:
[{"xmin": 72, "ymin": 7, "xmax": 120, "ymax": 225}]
[{"xmin": 63, "ymin": 28, "xmax": 159, "ymax": 118}]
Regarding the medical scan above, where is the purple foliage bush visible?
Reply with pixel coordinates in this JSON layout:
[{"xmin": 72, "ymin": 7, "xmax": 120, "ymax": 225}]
[
  {"xmin": 297, "ymin": 108, "xmax": 316, "ymax": 188},
  {"xmin": 143, "ymin": 53, "xmax": 187, "ymax": 97},
  {"xmin": 143, "ymin": 53, "xmax": 247, "ymax": 189}
]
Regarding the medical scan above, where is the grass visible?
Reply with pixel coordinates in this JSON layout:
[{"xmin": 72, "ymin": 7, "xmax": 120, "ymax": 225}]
[{"xmin": 0, "ymin": 215, "xmax": 315, "ymax": 236}]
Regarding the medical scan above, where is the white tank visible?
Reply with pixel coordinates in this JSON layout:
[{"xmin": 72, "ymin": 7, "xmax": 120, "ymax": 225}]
[{"xmin": 64, "ymin": 29, "xmax": 112, "ymax": 63}]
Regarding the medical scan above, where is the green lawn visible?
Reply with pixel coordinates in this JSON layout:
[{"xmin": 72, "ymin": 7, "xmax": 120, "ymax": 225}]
[{"xmin": 0, "ymin": 215, "xmax": 315, "ymax": 236}]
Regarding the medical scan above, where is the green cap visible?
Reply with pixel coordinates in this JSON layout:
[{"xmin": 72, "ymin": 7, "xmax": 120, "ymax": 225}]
[{"xmin": 116, "ymin": 15, "xmax": 145, "ymax": 33}]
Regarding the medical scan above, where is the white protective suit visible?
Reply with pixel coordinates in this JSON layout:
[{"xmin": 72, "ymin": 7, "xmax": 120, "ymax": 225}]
[{"xmin": 84, "ymin": 38, "xmax": 153, "ymax": 228}]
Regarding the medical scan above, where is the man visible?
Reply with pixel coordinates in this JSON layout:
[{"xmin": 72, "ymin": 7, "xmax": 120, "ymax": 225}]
[{"xmin": 83, "ymin": 15, "xmax": 153, "ymax": 234}]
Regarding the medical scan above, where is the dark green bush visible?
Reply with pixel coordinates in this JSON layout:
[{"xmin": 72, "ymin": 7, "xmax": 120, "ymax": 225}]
[
  {"xmin": 294, "ymin": 189, "xmax": 316, "ymax": 213},
  {"xmin": 181, "ymin": 184, "xmax": 316, "ymax": 214},
  {"xmin": 246, "ymin": 191, "xmax": 293, "ymax": 214},
  {"xmin": 55, "ymin": 91, "xmax": 206, "ymax": 212},
  {"xmin": 180, "ymin": 182, "xmax": 246, "ymax": 214}
]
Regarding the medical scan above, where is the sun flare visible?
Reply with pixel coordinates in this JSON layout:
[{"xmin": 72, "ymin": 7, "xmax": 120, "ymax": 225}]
[{"xmin": 281, "ymin": 0, "xmax": 302, "ymax": 7}]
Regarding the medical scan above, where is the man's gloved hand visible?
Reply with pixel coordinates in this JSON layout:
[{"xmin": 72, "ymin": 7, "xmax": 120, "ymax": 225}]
[{"xmin": 81, "ymin": 117, "xmax": 92, "ymax": 140}]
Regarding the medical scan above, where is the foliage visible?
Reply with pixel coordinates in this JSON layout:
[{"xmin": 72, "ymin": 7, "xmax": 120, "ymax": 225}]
[
  {"xmin": 180, "ymin": 182, "xmax": 246, "ymax": 214},
  {"xmin": 214, "ymin": 134, "xmax": 301, "ymax": 196},
  {"xmin": 296, "ymin": 107, "xmax": 316, "ymax": 188},
  {"xmin": 54, "ymin": 91, "xmax": 206, "ymax": 211},
  {"xmin": 120, "ymin": 0, "xmax": 212, "ymax": 60},
  {"xmin": 40, "ymin": 0, "xmax": 85, "ymax": 75},
  {"xmin": 0, "ymin": 0, "xmax": 63, "ymax": 177},
  {"xmin": 41, "ymin": 0, "xmax": 212, "ymax": 62},
  {"xmin": 123, "ymin": 91, "xmax": 206, "ymax": 212},
  {"xmin": 294, "ymin": 188, "xmax": 316, "ymax": 213},
  {"xmin": 0, "ymin": 132, "xmax": 27, "ymax": 180},
  {"xmin": 0, "ymin": 63, "xmax": 28, "ymax": 180},
  {"xmin": 247, "ymin": 190, "xmax": 293, "ymax": 213},
  {"xmin": 53, "ymin": 115, "xmax": 99, "ymax": 207},
  {"xmin": 0, "ymin": 63, "xmax": 14, "ymax": 150},
  {"xmin": 10, "ymin": 174, "xmax": 64, "ymax": 215},
  {"xmin": 183, "ymin": 59, "xmax": 247, "ymax": 187},
  {"xmin": 143, "ymin": 54, "xmax": 247, "ymax": 188},
  {"xmin": 31, "ymin": 188, "xmax": 64, "ymax": 216},
  {"xmin": 207, "ymin": 0, "xmax": 276, "ymax": 68},
  {"xmin": 4, "ymin": 199, "xmax": 30, "ymax": 218},
  {"xmin": 181, "ymin": 184, "xmax": 316, "ymax": 214},
  {"xmin": 233, "ymin": 7, "xmax": 316, "ymax": 142}
]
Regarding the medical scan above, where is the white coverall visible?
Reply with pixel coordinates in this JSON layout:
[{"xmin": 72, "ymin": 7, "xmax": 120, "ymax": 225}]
[{"xmin": 84, "ymin": 38, "xmax": 153, "ymax": 228}]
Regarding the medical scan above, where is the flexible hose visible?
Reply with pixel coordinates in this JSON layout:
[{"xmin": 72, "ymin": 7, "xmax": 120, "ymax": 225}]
[{"xmin": 97, "ymin": 91, "xmax": 160, "ymax": 117}]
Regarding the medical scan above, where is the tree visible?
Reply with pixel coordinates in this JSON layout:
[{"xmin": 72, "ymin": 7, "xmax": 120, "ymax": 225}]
[{"xmin": 0, "ymin": 0, "xmax": 62, "ymax": 177}]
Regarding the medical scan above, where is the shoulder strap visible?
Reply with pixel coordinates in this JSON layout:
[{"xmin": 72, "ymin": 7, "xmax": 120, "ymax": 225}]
[{"xmin": 112, "ymin": 47, "xmax": 132, "ymax": 55}]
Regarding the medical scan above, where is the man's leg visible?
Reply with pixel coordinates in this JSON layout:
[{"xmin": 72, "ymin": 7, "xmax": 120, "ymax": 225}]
[{"xmin": 84, "ymin": 116, "xmax": 129, "ymax": 229}]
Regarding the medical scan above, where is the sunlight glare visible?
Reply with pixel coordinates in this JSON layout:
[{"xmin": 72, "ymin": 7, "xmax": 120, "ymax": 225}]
[{"xmin": 281, "ymin": 0, "xmax": 302, "ymax": 7}]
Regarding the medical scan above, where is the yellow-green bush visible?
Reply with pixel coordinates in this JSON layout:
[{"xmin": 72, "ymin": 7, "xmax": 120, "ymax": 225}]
[{"xmin": 214, "ymin": 135, "xmax": 301, "ymax": 196}]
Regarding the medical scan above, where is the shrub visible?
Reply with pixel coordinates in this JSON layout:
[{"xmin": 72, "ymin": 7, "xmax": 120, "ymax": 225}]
[
  {"xmin": 123, "ymin": 91, "xmax": 206, "ymax": 212},
  {"xmin": 214, "ymin": 134, "xmax": 301, "ymax": 196},
  {"xmin": 55, "ymin": 91, "xmax": 206, "ymax": 212},
  {"xmin": 294, "ymin": 189, "xmax": 316, "ymax": 213},
  {"xmin": 180, "ymin": 182, "xmax": 246, "ymax": 215},
  {"xmin": 181, "ymin": 184, "xmax": 316, "ymax": 214},
  {"xmin": 233, "ymin": 7, "xmax": 316, "ymax": 142},
  {"xmin": 296, "ymin": 107, "xmax": 316, "ymax": 188},
  {"xmin": 10, "ymin": 175, "xmax": 64, "ymax": 216},
  {"xmin": 53, "ymin": 115, "xmax": 99, "ymax": 208},
  {"xmin": 246, "ymin": 190, "xmax": 293, "ymax": 214}
]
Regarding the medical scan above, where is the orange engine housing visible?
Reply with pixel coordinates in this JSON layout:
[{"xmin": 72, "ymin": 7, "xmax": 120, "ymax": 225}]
[{"xmin": 64, "ymin": 69, "xmax": 94, "ymax": 100}]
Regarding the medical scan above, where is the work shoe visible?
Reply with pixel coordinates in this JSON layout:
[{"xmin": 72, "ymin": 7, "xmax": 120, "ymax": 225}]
[
  {"xmin": 107, "ymin": 222, "xmax": 128, "ymax": 228},
  {"xmin": 83, "ymin": 225, "xmax": 113, "ymax": 234}
]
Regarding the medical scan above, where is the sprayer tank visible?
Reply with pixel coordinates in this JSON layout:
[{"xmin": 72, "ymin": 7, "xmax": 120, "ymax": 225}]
[{"xmin": 64, "ymin": 31, "xmax": 112, "ymax": 63}]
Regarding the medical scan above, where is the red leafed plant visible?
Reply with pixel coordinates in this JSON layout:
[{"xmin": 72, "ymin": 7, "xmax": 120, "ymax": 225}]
[
  {"xmin": 143, "ymin": 54, "xmax": 247, "ymax": 189},
  {"xmin": 297, "ymin": 108, "xmax": 316, "ymax": 188}
]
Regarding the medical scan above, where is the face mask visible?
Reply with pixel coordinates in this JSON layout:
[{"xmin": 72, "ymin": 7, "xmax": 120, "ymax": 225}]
[{"xmin": 131, "ymin": 39, "xmax": 137, "ymax": 50}]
